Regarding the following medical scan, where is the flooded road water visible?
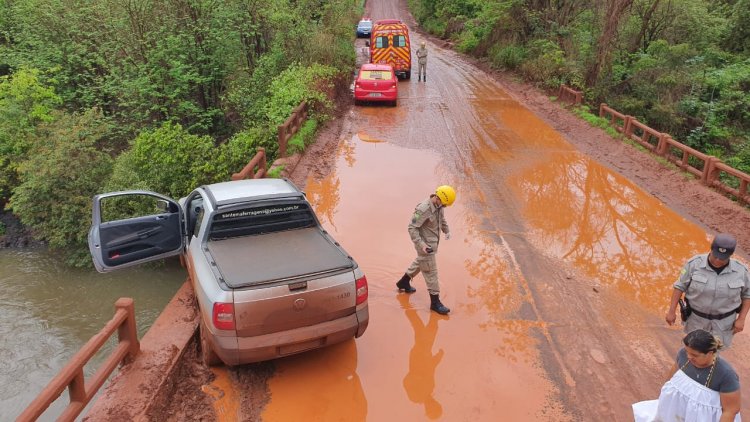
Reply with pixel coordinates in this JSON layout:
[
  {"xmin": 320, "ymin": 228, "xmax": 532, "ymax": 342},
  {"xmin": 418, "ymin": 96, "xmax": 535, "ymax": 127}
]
[
  {"xmin": 0, "ymin": 249, "xmax": 185, "ymax": 421},
  {"xmin": 263, "ymin": 138, "xmax": 571, "ymax": 420},
  {"xmin": 237, "ymin": 1, "xmax": 750, "ymax": 420}
]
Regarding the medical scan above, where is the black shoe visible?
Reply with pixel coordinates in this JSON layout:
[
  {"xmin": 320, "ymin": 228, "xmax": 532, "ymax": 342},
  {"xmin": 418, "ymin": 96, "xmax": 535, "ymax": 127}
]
[
  {"xmin": 418, "ymin": 76, "xmax": 421, "ymax": 81},
  {"xmin": 396, "ymin": 273, "xmax": 416, "ymax": 293},
  {"xmin": 430, "ymin": 294, "xmax": 450, "ymax": 315},
  {"xmin": 424, "ymin": 75, "xmax": 426, "ymax": 82}
]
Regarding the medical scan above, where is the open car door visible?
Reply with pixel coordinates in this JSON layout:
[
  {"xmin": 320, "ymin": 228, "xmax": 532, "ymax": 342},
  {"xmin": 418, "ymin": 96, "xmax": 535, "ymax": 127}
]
[{"xmin": 88, "ymin": 191, "xmax": 185, "ymax": 273}]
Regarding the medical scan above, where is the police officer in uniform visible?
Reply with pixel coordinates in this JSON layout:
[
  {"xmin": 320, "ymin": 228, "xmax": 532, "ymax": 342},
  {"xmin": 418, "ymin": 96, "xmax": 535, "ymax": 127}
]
[
  {"xmin": 665, "ymin": 233, "xmax": 750, "ymax": 347},
  {"xmin": 396, "ymin": 185, "xmax": 455, "ymax": 315}
]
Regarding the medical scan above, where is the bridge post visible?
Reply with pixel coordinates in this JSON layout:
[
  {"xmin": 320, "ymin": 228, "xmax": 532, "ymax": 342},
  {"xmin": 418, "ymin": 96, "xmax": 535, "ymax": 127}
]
[{"xmin": 116, "ymin": 298, "xmax": 140, "ymax": 361}]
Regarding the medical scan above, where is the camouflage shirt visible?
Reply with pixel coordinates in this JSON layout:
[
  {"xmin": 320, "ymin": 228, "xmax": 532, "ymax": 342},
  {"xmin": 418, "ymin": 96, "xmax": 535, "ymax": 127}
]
[{"xmin": 408, "ymin": 196, "xmax": 449, "ymax": 252}]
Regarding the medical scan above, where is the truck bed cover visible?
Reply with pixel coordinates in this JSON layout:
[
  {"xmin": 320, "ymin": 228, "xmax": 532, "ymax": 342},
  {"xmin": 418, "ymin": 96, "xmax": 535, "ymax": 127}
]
[{"xmin": 207, "ymin": 227, "xmax": 354, "ymax": 288}]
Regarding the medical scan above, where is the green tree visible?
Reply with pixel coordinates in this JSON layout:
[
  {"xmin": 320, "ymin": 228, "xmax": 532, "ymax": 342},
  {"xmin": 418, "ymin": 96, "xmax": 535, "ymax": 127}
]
[
  {"xmin": 0, "ymin": 67, "xmax": 61, "ymax": 203},
  {"xmin": 106, "ymin": 122, "xmax": 215, "ymax": 198},
  {"xmin": 9, "ymin": 108, "xmax": 113, "ymax": 266},
  {"xmin": 264, "ymin": 63, "xmax": 337, "ymax": 127},
  {"xmin": 722, "ymin": 0, "xmax": 750, "ymax": 53}
]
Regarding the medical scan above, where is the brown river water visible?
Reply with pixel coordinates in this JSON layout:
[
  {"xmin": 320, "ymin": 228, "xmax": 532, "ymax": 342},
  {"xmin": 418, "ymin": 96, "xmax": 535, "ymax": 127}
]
[{"xmin": 0, "ymin": 249, "xmax": 185, "ymax": 421}]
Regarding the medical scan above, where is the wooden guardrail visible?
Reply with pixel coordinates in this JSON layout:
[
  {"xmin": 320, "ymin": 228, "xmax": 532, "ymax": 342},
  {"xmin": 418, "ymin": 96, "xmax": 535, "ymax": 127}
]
[
  {"xmin": 708, "ymin": 161, "xmax": 750, "ymax": 204},
  {"xmin": 598, "ymin": 103, "xmax": 750, "ymax": 205},
  {"xmin": 599, "ymin": 103, "xmax": 629, "ymax": 134},
  {"xmin": 624, "ymin": 118, "xmax": 663, "ymax": 153},
  {"xmin": 18, "ymin": 298, "xmax": 140, "ymax": 422},
  {"xmin": 231, "ymin": 147, "xmax": 267, "ymax": 180},
  {"xmin": 660, "ymin": 136, "xmax": 713, "ymax": 181},
  {"xmin": 558, "ymin": 85, "xmax": 582, "ymax": 106},
  {"xmin": 278, "ymin": 101, "xmax": 308, "ymax": 157}
]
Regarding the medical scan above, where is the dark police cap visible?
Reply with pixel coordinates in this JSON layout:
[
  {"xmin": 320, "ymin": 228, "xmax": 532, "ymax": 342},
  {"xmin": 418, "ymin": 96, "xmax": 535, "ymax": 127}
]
[{"xmin": 711, "ymin": 233, "xmax": 736, "ymax": 260}]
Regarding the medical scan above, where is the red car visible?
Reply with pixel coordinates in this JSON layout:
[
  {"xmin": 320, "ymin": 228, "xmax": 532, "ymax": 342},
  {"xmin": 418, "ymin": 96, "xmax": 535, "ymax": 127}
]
[{"xmin": 354, "ymin": 63, "xmax": 398, "ymax": 106}]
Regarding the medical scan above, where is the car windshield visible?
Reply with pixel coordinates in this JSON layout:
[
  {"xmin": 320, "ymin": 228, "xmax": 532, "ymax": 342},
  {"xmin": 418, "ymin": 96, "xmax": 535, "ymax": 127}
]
[
  {"xmin": 358, "ymin": 21, "xmax": 372, "ymax": 29},
  {"xmin": 360, "ymin": 70, "xmax": 390, "ymax": 80},
  {"xmin": 209, "ymin": 202, "xmax": 316, "ymax": 240}
]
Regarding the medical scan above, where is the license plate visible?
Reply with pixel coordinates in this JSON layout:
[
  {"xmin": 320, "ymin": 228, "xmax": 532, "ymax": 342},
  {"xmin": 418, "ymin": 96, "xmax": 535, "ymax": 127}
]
[
  {"xmin": 279, "ymin": 338, "xmax": 324, "ymax": 355},
  {"xmin": 369, "ymin": 93, "xmax": 382, "ymax": 97}
]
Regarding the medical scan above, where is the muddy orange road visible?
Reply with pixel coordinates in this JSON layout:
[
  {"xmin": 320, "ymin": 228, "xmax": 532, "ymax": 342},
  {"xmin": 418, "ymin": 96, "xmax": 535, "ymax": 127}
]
[{"xmin": 205, "ymin": 1, "xmax": 750, "ymax": 420}]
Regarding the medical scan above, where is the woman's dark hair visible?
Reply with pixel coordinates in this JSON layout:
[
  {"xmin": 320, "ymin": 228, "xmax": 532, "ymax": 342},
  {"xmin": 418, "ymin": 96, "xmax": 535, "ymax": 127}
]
[{"xmin": 683, "ymin": 329, "xmax": 723, "ymax": 353}]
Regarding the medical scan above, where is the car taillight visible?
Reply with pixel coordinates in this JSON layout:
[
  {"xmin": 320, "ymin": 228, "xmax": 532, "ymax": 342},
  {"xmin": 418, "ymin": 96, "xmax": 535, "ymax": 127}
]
[
  {"xmin": 212, "ymin": 302, "xmax": 235, "ymax": 330},
  {"xmin": 355, "ymin": 276, "xmax": 368, "ymax": 305}
]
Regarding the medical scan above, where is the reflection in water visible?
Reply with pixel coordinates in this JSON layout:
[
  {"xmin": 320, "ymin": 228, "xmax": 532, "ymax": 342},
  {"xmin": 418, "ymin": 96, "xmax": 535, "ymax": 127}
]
[
  {"xmin": 357, "ymin": 131, "xmax": 386, "ymax": 143},
  {"xmin": 306, "ymin": 172, "xmax": 341, "ymax": 229},
  {"xmin": 510, "ymin": 152, "xmax": 707, "ymax": 310},
  {"xmin": 340, "ymin": 136, "xmax": 357, "ymax": 168},
  {"xmin": 398, "ymin": 294, "xmax": 444, "ymax": 420},
  {"xmin": 263, "ymin": 340, "xmax": 367, "ymax": 421}
]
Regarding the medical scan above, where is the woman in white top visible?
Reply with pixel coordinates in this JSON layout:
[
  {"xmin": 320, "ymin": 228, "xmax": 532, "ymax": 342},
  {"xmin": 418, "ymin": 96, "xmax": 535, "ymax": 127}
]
[{"xmin": 633, "ymin": 329, "xmax": 741, "ymax": 421}]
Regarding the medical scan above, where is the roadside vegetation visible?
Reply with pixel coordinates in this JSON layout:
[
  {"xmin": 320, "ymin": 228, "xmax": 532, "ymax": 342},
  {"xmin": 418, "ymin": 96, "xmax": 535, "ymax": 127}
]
[
  {"xmin": 408, "ymin": 0, "xmax": 750, "ymax": 175},
  {"xmin": 0, "ymin": 0, "xmax": 361, "ymax": 266}
]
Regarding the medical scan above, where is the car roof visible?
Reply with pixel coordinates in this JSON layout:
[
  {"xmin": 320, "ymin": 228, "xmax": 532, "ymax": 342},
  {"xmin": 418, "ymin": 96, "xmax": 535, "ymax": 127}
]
[
  {"xmin": 204, "ymin": 179, "xmax": 303, "ymax": 206},
  {"xmin": 360, "ymin": 63, "xmax": 393, "ymax": 72}
]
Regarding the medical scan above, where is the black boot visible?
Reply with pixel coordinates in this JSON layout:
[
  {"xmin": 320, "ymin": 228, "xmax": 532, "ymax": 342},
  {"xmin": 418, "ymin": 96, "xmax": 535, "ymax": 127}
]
[
  {"xmin": 424, "ymin": 75, "xmax": 426, "ymax": 82},
  {"xmin": 396, "ymin": 273, "xmax": 416, "ymax": 293},
  {"xmin": 430, "ymin": 294, "xmax": 450, "ymax": 315},
  {"xmin": 418, "ymin": 75, "xmax": 421, "ymax": 81}
]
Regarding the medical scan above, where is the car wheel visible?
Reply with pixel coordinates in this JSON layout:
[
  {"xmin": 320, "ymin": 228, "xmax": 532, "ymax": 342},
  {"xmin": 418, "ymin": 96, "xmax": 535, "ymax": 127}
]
[
  {"xmin": 392, "ymin": 100, "xmax": 397, "ymax": 107},
  {"xmin": 405, "ymin": 70, "xmax": 411, "ymax": 80},
  {"xmin": 354, "ymin": 99, "xmax": 362, "ymax": 106},
  {"xmin": 200, "ymin": 319, "xmax": 222, "ymax": 367}
]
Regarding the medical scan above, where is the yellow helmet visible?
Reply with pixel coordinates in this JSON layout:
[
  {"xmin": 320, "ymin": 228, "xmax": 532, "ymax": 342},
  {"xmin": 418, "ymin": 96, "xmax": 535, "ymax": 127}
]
[{"xmin": 435, "ymin": 185, "xmax": 456, "ymax": 206}]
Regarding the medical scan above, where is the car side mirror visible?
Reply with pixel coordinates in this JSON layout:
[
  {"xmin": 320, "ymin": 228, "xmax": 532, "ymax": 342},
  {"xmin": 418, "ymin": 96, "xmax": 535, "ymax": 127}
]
[{"xmin": 156, "ymin": 199, "xmax": 178, "ymax": 213}]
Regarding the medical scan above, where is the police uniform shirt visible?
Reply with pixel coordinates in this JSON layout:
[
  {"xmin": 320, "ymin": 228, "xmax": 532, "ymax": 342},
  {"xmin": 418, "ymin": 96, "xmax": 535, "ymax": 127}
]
[{"xmin": 674, "ymin": 254, "xmax": 750, "ymax": 315}]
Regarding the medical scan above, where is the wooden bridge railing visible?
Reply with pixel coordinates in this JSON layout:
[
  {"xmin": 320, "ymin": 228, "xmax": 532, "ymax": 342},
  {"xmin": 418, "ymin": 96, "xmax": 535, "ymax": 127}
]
[
  {"xmin": 558, "ymin": 85, "xmax": 582, "ymax": 106},
  {"xmin": 708, "ymin": 161, "xmax": 750, "ymax": 204},
  {"xmin": 598, "ymin": 102, "xmax": 750, "ymax": 205},
  {"xmin": 278, "ymin": 101, "xmax": 308, "ymax": 157},
  {"xmin": 232, "ymin": 100, "xmax": 309, "ymax": 179},
  {"xmin": 17, "ymin": 298, "xmax": 140, "ymax": 422},
  {"xmin": 231, "ymin": 147, "xmax": 267, "ymax": 180}
]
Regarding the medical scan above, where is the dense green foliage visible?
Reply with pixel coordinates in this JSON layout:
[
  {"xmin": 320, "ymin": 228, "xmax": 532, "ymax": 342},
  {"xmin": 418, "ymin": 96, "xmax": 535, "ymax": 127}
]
[
  {"xmin": 288, "ymin": 118, "xmax": 320, "ymax": 154},
  {"xmin": 105, "ymin": 122, "xmax": 216, "ymax": 198},
  {"xmin": 9, "ymin": 108, "xmax": 114, "ymax": 266},
  {"xmin": 409, "ymin": 0, "xmax": 750, "ymax": 170},
  {"xmin": 0, "ymin": 0, "xmax": 360, "ymax": 265},
  {"xmin": 0, "ymin": 68, "xmax": 61, "ymax": 202}
]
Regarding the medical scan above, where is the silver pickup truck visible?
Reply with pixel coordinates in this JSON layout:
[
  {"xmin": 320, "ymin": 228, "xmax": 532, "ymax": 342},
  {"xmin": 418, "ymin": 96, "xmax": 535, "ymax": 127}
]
[{"xmin": 88, "ymin": 178, "xmax": 369, "ymax": 366}]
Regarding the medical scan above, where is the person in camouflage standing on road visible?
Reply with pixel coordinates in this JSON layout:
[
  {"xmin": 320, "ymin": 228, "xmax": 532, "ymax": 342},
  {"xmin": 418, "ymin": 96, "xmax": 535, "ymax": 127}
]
[
  {"xmin": 416, "ymin": 41, "xmax": 428, "ymax": 82},
  {"xmin": 396, "ymin": 185, "xmax": 456, "ymax": 315}
]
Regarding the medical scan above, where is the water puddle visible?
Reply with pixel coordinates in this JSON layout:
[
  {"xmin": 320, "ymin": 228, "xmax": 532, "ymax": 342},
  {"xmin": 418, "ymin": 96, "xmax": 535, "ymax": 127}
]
[{"xmin": 262, "ymin": 133, "xmax": 569, "ymax": 421}]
